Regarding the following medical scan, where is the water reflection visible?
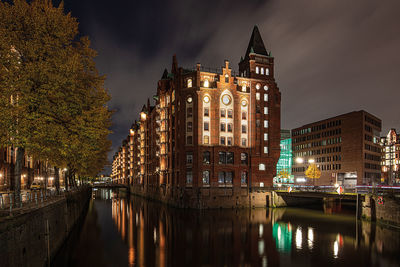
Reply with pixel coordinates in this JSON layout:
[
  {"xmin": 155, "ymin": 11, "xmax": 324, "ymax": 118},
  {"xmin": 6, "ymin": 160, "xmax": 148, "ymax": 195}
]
[{"xmin": 55, "ymin": 189, "xmax": 400, "ymax": 267}]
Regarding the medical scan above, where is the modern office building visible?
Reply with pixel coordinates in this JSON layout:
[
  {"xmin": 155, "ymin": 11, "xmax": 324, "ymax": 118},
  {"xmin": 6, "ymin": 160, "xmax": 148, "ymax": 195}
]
[
  {"xmin": 112, "ymin": 26, "xmax": 282, "ymax": 207},
  {"xmin": 274, "ymin": 130, "xmax": 293, "ymax": 185},
  {"xmin": 380, "ymin": 129, "xmax": 400, "ymax": 185},
  {"xmin": 291, "ymin": 110, "xmax": 381, "ymax": 186}
]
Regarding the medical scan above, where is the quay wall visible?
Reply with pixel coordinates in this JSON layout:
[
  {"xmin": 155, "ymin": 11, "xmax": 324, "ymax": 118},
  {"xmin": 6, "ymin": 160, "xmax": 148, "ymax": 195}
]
[
  {"xmin": 361, "ymin": 194, "xmax": 400, "ymax": 227},
  {"xmin": 0, "ymin": 188, "xmax": 91, "ymax": 267},
  {"xmin": 129, "ymin": 185, "xmax": 318, "ymax": 209}
]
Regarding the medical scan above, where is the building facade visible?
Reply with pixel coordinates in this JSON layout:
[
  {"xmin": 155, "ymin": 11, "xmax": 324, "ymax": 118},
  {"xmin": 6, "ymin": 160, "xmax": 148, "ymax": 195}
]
[
  {"xmin": 291, "ymin": 110, "xmax": 381, "ymax": 186},
  {"xmin": 380, "ymin": 129, "xmax": 400, "ymax": 185},
  {"xmin": 112, "ymin": 26, "xmax": 282, "ymax": 207},
  {"xmin": 274, "ymin": 130, "xmax": 293, "ymax": 185}
]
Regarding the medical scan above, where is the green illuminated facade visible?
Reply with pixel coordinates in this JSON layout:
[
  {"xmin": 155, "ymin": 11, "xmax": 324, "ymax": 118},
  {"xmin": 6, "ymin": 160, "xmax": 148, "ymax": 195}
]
[{"xmin": 274, "ymin": 130, "xmax": 294, "ymax": 185}]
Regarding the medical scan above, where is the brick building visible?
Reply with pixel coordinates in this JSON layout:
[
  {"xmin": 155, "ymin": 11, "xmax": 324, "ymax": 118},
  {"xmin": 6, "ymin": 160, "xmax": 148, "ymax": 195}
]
[
  {"xmin": 380, "ymin": 129, "xmax": 400, "ymax": 185},
  {"xmin": 291, "ymin": 110, "xmax": 381, "ymax": 186},
  {"xmin": 112, "ymin": 26, "xmax": 282, "ymax": 207}
]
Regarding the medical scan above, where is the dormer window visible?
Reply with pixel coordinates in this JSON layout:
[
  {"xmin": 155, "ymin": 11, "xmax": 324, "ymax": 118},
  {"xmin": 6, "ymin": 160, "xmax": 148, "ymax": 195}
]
[
  {"xmin": 204, "ymin": 79, "xmax": 209, "ymax": 88},
  {"xmin": 225, "ymin": 74, "xmax": 229, "ymax": 83},
  {"xmin": 256, "ymin": 66, "xmax": 259, "ymax": 74},
  {"xmin": 242, "ymin": 85, "xmax": 246, "ymax": 92},
  {"xmin": 187, "ymin": 79, "xmax": 192, "ymax": 88},
  {"xmin": 261, "ymin": 67, "xmax": 264, "ymax": 75}
]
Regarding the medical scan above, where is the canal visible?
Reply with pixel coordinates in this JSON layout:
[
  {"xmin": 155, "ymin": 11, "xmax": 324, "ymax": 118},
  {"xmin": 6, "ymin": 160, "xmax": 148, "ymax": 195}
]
[{"xmin": 53, "ymin": 188, "xmax": 400, "ymax": 267}]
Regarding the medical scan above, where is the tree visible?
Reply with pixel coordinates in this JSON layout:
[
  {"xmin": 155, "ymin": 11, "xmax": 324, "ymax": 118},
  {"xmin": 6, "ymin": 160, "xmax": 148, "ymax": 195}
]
[
  {"xmin": 305, "ymin": 164, "xmax": 321, "ymax": 179},
  {"xmin": 0, "ymin": 0, "xmax": 112, "ymax": 198}
]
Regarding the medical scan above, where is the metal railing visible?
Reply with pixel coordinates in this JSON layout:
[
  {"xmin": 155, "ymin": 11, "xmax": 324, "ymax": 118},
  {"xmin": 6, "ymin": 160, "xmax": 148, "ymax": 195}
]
[{"xmin": 0, "ymin": 190, "xmax": 67, "ymax": 215}]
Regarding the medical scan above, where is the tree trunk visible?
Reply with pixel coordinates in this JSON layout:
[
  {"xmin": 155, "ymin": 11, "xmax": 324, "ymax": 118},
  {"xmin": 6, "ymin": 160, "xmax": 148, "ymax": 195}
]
[
  {"xmin": 14, "ymin": 147, "xmax": 24, "ymax": 204},
  {"xmin": 44, "ymin": 166, "xmax": 48, "ymax": 197},
  {"xmin": 54, "ymin": 166, "xmax": 60, "ymax": 194},
  {"xmin": 65, "ymin": 169, "xmax": 69, "ymax": 191}
]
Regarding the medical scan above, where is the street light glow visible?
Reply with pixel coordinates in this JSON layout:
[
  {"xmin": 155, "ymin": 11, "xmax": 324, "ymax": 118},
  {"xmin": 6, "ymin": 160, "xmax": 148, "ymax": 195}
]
[
  {"xmin": 308, "ymin": 158, "xmax": 315, "ymax": 164},
  {"xmin": 295, "ymin": 157, "xmax": 304, "ymax": 164}
]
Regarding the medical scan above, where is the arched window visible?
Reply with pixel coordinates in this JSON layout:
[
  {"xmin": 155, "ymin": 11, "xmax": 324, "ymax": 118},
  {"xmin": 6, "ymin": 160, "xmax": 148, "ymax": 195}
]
[
  {"xmin": 204, "ymin": 79, "xmax": 209, "ymax": 88},
  {"xmin": 256, "ymin": 66, "xmax": 259, "ymax": 74},
  {"xmin": 187, "ymin": 79, "xmax": 192, "ymax": 88},
  {"xmin": 260, "ymin": 67, "xmax": 264, "ymax": 75},
  {"xmin": 265, "ymin": 68, "xmax": 269, "ymax": 75},
  {"xmin": 259, "ymin": 163, "xmax": 266, "ymax": 171},
  {"xmin": 225, "ymin": 74, "xmax": 229, "ymax": 83}
]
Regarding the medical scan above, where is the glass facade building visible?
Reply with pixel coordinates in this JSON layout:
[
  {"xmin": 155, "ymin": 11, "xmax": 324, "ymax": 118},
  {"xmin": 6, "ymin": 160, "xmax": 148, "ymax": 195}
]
[{"xmin": 274, "ymin": 130, "xmax": 294, "ymax": 185}]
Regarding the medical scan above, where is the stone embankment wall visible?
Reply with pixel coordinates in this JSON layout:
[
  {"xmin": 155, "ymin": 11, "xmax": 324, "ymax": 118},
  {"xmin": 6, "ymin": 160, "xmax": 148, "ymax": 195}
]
[
  {"xmin": 361, "ymin": 194, "xmax": 400, "ymax": 227},
  {"xmin": 129, "ymin": 186, "xmax": 318, "ymax": 209},
  {"xmin": 0, "ymin": 188, "xmax": 91, "ymax": 267}
]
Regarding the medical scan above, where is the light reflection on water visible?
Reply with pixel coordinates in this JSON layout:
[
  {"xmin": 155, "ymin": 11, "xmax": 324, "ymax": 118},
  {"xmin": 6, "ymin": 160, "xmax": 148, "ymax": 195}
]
[{"xmin": 54, "ymin": 189, "xmax": 400, "ymax": 267}]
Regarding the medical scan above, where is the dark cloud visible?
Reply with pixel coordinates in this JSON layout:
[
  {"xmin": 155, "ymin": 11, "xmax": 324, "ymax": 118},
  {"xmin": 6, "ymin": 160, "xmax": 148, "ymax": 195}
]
[{"xmin": 63, "ymin": 0, "xmax": 400, "ymax": 170}]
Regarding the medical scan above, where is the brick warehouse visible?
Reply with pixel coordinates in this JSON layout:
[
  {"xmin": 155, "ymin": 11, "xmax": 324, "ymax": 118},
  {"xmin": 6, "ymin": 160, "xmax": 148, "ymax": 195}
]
[
  {"xmin": 112, "ymin": 26, "xmax": 282, "ymax": 208},
  {"xmin": 291, "ymin": 110, "xmax": 382, "ymax": 186}
]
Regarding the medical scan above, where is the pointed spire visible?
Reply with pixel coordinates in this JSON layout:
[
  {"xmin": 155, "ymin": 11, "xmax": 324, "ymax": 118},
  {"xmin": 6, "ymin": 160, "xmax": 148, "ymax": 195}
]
[
  {"xmin": 171, "ymin": 54, "xmax": 178, "ymax": 74},
  {"xmin": 161, "ymin": 68, "xmax": 168, "ymax": 79},
  {"xmin": 244, "ymin": 25, "xmax": 268, "ymax": 59}
]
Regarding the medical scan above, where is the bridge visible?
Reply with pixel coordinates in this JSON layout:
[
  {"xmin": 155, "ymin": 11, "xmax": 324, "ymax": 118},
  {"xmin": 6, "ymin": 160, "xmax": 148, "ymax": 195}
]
[{"xmin": 92, "ymin": 183, "xmax": 128, "ymax": 189}]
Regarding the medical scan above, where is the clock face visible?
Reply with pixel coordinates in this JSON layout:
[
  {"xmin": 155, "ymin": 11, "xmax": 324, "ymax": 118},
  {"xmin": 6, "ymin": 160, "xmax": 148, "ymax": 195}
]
[
  {"xmin": 241, "ymin": 100, "xmax": 247, "ymax": 107},
  {"xmin": 187, "ymin": 96, "xmax": 193, "ymax": 103},
  {"xmin": 256, "ymin": 83, "xmax": 261, "ymax": 90},
  {"xmin": 264, "ymin": 85, "xmax": 268, "ymax": 91},
  {"xmin": 203, "ymin": 96, "xmax": 210, "ymax": 103},
  {"xmin": 222, "ymin": 95, "xmax": 231, "ymax": 105}
]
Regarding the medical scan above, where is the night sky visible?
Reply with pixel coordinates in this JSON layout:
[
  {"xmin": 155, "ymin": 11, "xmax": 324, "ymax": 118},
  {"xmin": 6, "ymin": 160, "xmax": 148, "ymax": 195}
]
[{"xmin": 62, "ymin": 0, "xmax": 400, "ymax": 170}]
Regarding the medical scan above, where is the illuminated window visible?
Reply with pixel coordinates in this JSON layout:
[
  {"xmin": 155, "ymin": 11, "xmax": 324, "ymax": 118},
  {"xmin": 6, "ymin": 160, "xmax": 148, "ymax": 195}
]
[
  {"xmin": 186, "ymin": 153, "xmax": 193, "ymax": 164},
  {"xmin": 261, "ymin": 67, "xmax": 264, "ymax": 75},
  {"xmin": 225, "ymin": 74, "xmax": 229, "ymax": 83},
  {"xmin": 256, "ymin": 66, "xmax": 259, "ymax": 74},
  {"xmin": 186, "ymin": 171, "xmax": 193, "ymax": 184},
  {"xmin": 256, "ymin": 83, "xmax": 261, "ymax": 90},
  {"xmin": 187, "ymin": 79, "xmax": 192, "ymax": 88},
  {"xmin": 264, "ymin": 146, "xmax": 268, "ymax": 154},
  {"xmin": 227, "ymin": 109, "xmax": 233, "ymax": 118},
  {"xmin": 266, "ymin": 68, "xmax": 269, "ymax": 75},
  {"xmin": 203, "ymin": 95, "xmax": 210, "ymax": 103},
  {"xmin": 264, "ymin": 94, "xmax": 268, "ymax": 101},
  {"xmin": 264, "ymin": 85, "xmax": 268, "ymax": 91},
  {"xmin": 264, "ymin": 133, "xmax": 268, "ymax": 141},
  {"xmin": 204, "ymin": 135, "xmax": 209, "ymax": 144},
  {"xmin": 241, "ymin": 171, "xmax": 247, "ymax": 184},
  {"xmin": 187, "ymin": 96, "xmax": 193, "ymax": 103},
  {"xmin": 264, "ymin": 107, "xmax": 268, "ymax": 115},
  {"xmin": 242, "ymin": 85, "xmax": 246, "ymax": 92},
  {"xmin": 256, "ymin": 93, "xmax": 260, "ymax": 101},
  {"xmin": 204, "ymin": 79, "xmax": 209, "ymax": 87},
  {"xmin": 259, "ymin": 163, "xmax": 266, "ymax": 171},
  {"xmin": 203, "ymin": 171, "xmax": 210, "ymax": 185},
  {"xmin": 264, "ymin": 120, "xmax": 268, "ymax": 128}
]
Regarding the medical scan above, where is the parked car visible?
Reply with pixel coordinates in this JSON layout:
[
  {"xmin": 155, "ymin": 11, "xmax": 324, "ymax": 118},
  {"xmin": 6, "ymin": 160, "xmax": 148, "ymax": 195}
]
[{"xmin": 30, "ymin": 180, "xmax": 44, "ymax": 190}]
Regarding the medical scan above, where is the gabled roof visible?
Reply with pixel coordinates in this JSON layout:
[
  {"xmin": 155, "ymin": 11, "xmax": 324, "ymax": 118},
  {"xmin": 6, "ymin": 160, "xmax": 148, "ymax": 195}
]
[{"xmin": 244, "ymin": 25, "xmax": 268, "ymax": 59}]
